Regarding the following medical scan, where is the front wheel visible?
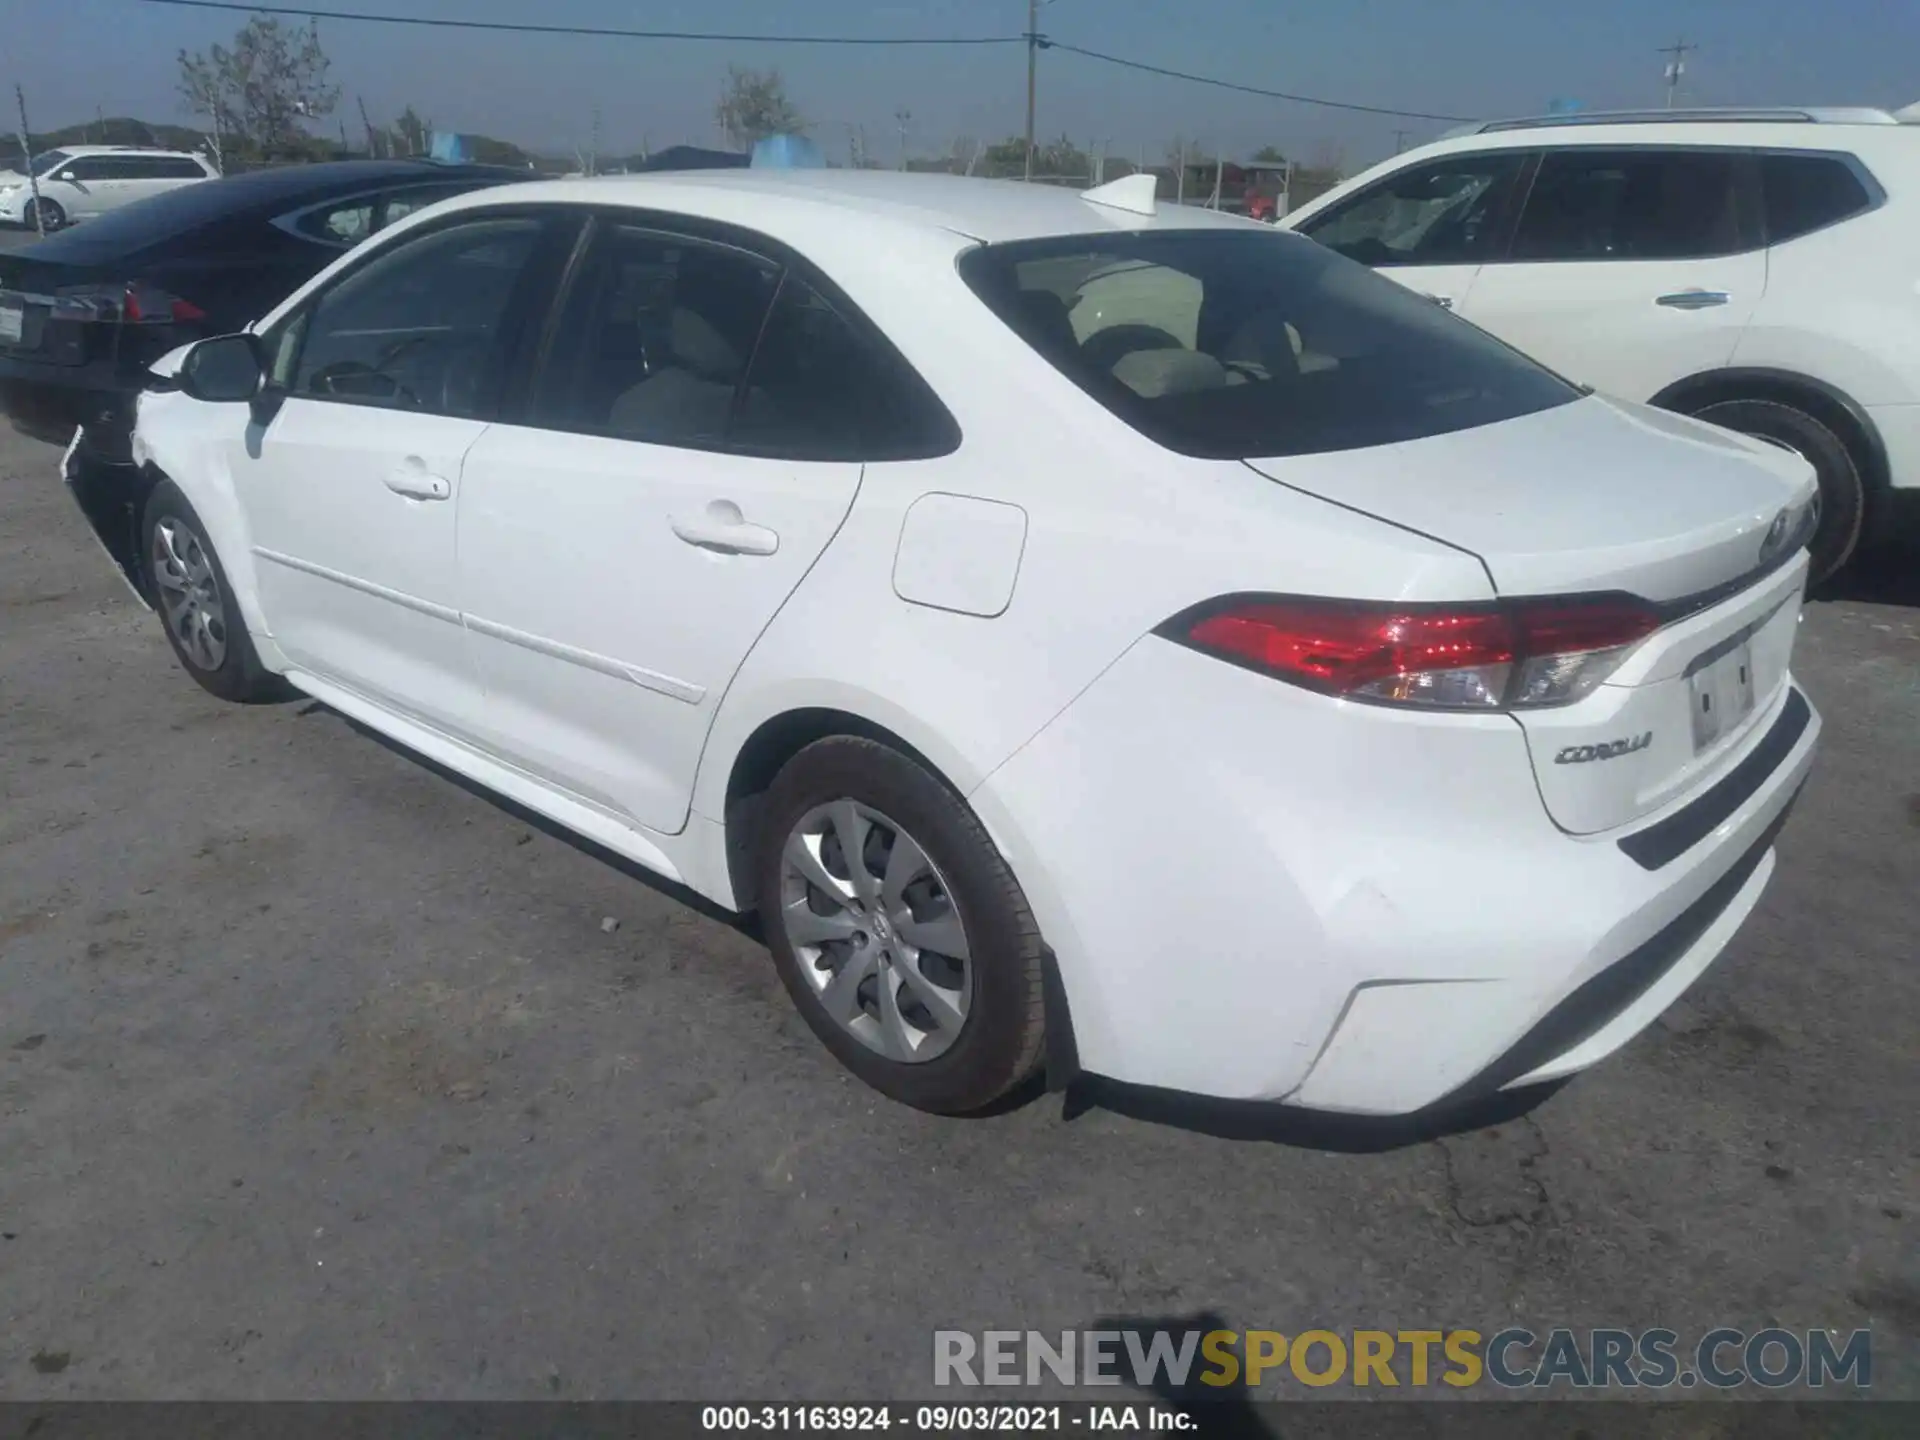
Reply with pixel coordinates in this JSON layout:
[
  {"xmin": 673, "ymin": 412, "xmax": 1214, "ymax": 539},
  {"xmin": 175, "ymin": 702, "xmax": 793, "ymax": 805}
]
[
  {"xmin": 142, "ymin": 479, "xmax": 290, "ymax": 704},
  {"xmin": 1690, "ymin": 397, "xmax": 1869, "ymax": 584},
  {"xmin": 26, "ymin": 197, "xmax": 66, "ymax": 232},
  {"xmin": 755, "ymin": 737, "xmax": 1046, "ymax": 1115}
]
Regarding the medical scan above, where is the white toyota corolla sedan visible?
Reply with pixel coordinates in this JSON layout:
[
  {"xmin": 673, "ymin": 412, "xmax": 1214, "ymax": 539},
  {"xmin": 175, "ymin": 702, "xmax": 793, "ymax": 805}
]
[{"xmin": 99, "ymin": 169, "xmax": 1820, "ymax": 1118}]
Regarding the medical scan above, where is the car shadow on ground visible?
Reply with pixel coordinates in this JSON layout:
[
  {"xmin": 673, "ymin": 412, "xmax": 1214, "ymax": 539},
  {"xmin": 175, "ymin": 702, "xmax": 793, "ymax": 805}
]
[
  {"xmin": 1820, "ymin": 506, "xmax": 1920, "ymax": 608},
  {"xmin": 313, "ymin": 703, "xmax": 1564, "ymax": 1153},
  {"xmin": 1061, "ymin": 1072, "xmax": 1563, "ymax": 1152}
]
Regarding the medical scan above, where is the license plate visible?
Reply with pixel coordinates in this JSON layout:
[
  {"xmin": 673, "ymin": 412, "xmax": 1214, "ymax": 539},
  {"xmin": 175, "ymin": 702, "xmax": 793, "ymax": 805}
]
[
  {"xmin": 0, "ymin": 305, "xmax": 21, "ymax": 344},
  {"xmin": 1690, "ymin": 641, "xmax": 1756, "ymax": 752}
]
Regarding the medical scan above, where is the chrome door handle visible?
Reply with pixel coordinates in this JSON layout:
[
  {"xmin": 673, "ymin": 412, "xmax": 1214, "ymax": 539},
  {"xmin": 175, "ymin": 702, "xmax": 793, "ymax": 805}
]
[
  {"xmin": 382, "ymin": 466, "xmax": 452, "ymax": 501},
  {"xmin": 1421, "ymin": 292, "xmax": 1453, "ymax": 309},
  {"xmin": 671, "ymin": 500, "xmax": 779, "ymax": 556},
  {"xmin": 1656, "ymin": 289, "xmax": 1730, "ymax": 310}
]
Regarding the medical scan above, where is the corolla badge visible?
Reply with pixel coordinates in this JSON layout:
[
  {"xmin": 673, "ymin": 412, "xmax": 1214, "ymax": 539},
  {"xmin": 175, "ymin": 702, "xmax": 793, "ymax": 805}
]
[
  {"xmin": 1555, "ymin": 733, "xmax": 1653, "ymax": 765},
  {"xmin": 1758, "ymin": 508, "xmax": 1792, "ymax": 564}
]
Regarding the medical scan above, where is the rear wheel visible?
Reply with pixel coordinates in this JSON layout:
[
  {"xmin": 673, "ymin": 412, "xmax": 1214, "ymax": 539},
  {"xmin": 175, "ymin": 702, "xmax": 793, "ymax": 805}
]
[
  {"xmin": 755, "ymin": 737, "xmax": 1046, "ymax": 1114},
  {"xmin": 1689, "ymin": 397, "xmax": 1868, "ymax": 584},
  {"xmin": 142, "ymin": 480, "xmax": 289, "ymax": 704}
]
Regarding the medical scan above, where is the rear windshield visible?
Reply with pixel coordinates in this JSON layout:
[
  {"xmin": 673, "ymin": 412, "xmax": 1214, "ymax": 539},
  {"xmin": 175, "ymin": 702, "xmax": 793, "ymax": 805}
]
[{"xmin": 958, "ymin": 230, "xmax": 1577, "ymax": 459}]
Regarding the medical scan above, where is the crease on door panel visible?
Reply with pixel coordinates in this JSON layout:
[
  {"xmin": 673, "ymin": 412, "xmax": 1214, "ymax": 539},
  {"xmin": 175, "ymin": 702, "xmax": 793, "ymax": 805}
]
[
  {"xmin": 459, "ymin": 612, "xmax": 707, "ymax": 705},
  {"xmin": 251, "ymin": 545, "xmax": 463, "ymax": 624}
]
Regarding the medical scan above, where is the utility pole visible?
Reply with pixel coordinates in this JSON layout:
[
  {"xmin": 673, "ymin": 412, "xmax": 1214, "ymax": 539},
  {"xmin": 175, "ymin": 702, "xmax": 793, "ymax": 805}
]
[
  {"xmin": 1391, "ymin": 128, "xmax": 1410, "ymax": 155},
  {"xmin": 589, "ymin": 105, "xmax": 602, "ymax": 177},
  {"xmin": 14, "ymin": 85, "xmax": 45, "ymax": 237},
  {"xmin": 895, "ymin": 108, "xmax": 911, "ymax": 170},
  {"xmin": 1659, "ymin": 38, "xmax": 1695, "ymax": 109},
  {"xmin": 1024, "ymin": 0, "xmax": 1039, "ymax": 181}
]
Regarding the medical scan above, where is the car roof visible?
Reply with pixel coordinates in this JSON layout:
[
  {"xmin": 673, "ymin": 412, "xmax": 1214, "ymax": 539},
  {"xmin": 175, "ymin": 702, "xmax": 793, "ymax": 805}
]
[
  {"xmin": 13, "ymin": 160, "xmax": 530, "ymax": 265},
  {"xmin": 43, "ymin": 144, "xmax": 206, "ymax": 157},
  {"xmin": 1449, "ymin": 106, "xmax": 1916, "ymax": 137},
  {"xmin": 432, "ymin": 167, "xmax": 1265, "ymax": 246}
]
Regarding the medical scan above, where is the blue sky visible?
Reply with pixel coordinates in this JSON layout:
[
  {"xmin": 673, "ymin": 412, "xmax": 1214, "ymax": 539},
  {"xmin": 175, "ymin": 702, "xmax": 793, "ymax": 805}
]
[{"xmin": 12, "ymin": 0, "xmax": 1920, "ymax": 166}]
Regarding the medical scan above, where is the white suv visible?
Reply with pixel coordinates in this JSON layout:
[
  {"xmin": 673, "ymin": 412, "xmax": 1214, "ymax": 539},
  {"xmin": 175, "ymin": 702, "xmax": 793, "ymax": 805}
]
[
  {"xmin": 1285, "ymin": 106, "xmax": 1920, "ymax": 580},
  {"xmin": 0, "ymin": 146, "xmax": 219, "ymax": 233}
]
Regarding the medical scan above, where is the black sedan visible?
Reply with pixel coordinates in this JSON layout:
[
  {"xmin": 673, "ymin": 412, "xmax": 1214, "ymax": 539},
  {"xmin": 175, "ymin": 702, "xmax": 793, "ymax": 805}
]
[{"xmin": 0, "ymin": 159, "xmax": 529, "ymax": 462}]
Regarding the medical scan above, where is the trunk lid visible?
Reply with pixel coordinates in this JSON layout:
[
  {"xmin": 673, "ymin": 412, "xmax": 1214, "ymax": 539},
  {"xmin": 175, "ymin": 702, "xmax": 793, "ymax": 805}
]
[
  {"xmin": 0, "ymin": 250, "xmax": 118, "ymax": 368},
  {"xmin": 1243, "ymin": 394, "xmax": 1817, "ymax": 604},
  {"xmin": 1245, "ymin": 393, "xmax": 1819, "ymax": 835}
]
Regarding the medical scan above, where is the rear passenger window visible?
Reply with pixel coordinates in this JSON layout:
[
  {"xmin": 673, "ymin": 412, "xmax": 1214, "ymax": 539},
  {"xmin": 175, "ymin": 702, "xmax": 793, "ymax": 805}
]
[
  {"xmin": 1761, "ymin": 153, "xmax": 1873, "ymax": 244},
  {"xmin": 730, "ymin": 276, "xmax": 958, "ymax": 462},
  {"xmin": 530, "ymin": 225, "xmax": 780, "ymax": 447},
  {"xmin": 1511, "ymin": 149, "xmax": 1745, "ymax": 261},
  {"xmin": 296, "ymin": 200, "xmax": 376, "ymax": 246}
]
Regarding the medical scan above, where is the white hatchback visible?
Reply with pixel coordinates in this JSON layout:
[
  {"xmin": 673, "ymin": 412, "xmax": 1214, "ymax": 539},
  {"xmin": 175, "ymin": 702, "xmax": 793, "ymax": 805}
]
[
  {"xmin": 109, "ymin": 170, "xmax": 1820, "ymax": 1118},
  {"xmin": 0, "ymin": 146, "xmax": 219, "ymax": 231}
]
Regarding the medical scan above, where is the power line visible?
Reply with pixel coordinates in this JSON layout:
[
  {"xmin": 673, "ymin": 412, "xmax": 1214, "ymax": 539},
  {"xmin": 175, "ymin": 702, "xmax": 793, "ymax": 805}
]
[
  {"xmin": 125, "ymin": 0, "xmax": 1026, "ymax": 45},
  {"xmin": 1043, "ymin": 40, "xmax": 1475, "ymax": 122},
  {"xmin": 119, "ymin": 0, "xmax": 1475, "ymax": 124}
]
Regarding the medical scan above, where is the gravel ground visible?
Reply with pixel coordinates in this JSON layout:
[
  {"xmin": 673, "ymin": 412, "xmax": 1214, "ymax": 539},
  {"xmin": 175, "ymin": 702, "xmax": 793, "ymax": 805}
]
[{"xmin": 0, "ymin": 413, "xmax": 1915, "ymax": 1403}]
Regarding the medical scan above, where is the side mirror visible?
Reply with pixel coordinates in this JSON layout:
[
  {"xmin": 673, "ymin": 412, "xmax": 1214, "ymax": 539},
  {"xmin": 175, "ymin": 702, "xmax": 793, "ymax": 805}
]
[
  {"xmin": 56, "ymin": 170, "xmax": 77, "ymax": 183},
  {"xmin": 179, "ymin": 333, "xmax": 264, "ymax": 403}
]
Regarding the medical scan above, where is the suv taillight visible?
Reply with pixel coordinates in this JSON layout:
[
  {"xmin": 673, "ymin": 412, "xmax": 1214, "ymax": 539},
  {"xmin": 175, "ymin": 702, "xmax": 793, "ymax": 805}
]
[{"xmin": 1160, "ymin": 595, "xmax": 1662, "ymax": 710}]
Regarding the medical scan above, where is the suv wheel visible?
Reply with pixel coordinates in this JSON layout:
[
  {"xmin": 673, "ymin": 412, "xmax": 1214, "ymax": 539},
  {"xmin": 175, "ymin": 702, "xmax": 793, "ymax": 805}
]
[
  {"xmin": 1690, "ymin": 397, "xmax": 1868, "ymax": 584},
  {"xmin": 26, "ymin": 197, "xmax": 66, "ymax": 232}
]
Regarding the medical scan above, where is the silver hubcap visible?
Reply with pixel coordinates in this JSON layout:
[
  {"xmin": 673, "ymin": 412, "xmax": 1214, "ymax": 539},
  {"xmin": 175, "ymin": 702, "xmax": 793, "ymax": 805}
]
[
  {"xmin": 779, "ymin": 800, "xmax": 973, "ymax": 1064},
  {"xmin": 152, "ymin": 517, "xmax": 228, "ymax": 671}
]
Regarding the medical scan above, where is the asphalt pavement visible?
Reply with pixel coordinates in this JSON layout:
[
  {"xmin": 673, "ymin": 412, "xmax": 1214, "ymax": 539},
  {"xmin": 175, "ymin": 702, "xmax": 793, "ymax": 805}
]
[{"xmin": 0, "ymin": 402, "xmax": 1915, "ymax": 1401}]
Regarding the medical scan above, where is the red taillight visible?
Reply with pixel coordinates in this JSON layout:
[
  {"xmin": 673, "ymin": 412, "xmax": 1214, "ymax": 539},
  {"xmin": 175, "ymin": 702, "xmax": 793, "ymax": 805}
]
[
  {"xmin": 1167, "ymin": 595, "xmax": 1662, "ymax": 710},
  {"xmin": 122, "ymin": 284, "xmax": 206, "ymax": 324}
]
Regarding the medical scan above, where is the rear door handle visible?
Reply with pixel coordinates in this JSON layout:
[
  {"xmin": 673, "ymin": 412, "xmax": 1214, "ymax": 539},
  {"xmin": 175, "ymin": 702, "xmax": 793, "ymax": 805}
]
[
  {"xmin": 671, "ymin": 499, "xmax": 779, "ymax": 556},
  {"xmin": 1656, "ymin": 289, "xmax": 1730, "ymax": 310},
  {"xmin": 1421, "ymin": 292, "xmax": 1454, "ymax": 309},
  {"xmin": 382, "ymin": 464, "xmax": 452, "ymax": 501}
]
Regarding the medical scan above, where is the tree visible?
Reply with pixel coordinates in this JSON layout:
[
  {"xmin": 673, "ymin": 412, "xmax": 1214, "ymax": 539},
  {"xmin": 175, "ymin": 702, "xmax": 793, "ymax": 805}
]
[
  {"xmin": 178, "ymin": 17, "xmax": 340, "ymax": 157},
  {"xmin": 716, "ymin": 66, "xmax": 804, "ymax": 150},
  {"xmin": 391, "ymin": 106, "xmax": 429, "ymax": 157},
  {"xmin": 1252, "ymin": 145, "xmax": 1287, "ymax": 164}
]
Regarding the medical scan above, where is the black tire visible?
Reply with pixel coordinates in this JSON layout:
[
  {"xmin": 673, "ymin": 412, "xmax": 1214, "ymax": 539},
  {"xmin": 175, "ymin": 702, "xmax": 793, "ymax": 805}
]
[
  {"xmin": 1690, "ymin": 397, "xmax": 1869, "ymax": 584},
  {"xmin": 27, "ymin": 197, "xmax": 66, "ymax": 232},
  {"xmin": 755, "ymin": 737, "xmax": 1046, "ymax": 1115},
  {"xmin": 142, "ymin": 479, "xmax": 290, "ymax": 704}
]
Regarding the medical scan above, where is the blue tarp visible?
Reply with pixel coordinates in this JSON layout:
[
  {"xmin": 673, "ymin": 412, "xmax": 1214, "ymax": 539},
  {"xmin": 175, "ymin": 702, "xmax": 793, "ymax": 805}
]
[
  {"xmin": 428, "ymin": 132, "xmax": 473, "ymax": 163},
  {"xmin": 751, "ymin": 134, "xmax": 826, "ymax": 169}
]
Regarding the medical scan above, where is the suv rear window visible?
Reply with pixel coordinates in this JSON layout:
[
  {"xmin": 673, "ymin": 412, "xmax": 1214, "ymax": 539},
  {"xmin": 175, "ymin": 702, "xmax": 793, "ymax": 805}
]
[
  {"xmin": 1761, "ymin": 153, "xmax": 1874, "ymax": 244},
  {"xmin": 958, "ymin": 230, "xmax": 1576, "ymax": 460}
]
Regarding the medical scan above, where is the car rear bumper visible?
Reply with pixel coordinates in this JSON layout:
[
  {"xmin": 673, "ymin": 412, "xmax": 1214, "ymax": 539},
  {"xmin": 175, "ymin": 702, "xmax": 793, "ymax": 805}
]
[
  {"xmin": 0, "ymin": 355, "xmax": 140, "ymax": 458},
  {"xmin": 972, "ymin": 636, "xmax": 1819, "ymax": 1115}
]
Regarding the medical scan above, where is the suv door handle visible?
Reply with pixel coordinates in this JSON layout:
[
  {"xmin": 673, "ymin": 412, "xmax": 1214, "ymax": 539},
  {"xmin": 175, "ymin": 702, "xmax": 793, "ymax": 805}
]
[
  {"xmin": 671, "ymin": 500, "xmax": 779, "ymax": 556},
  {"xmin": 382, "ymin": 464, "xmax": 452, "ymax": 501},
  {"xmin": 1656, "ymin": 289, "xmax": 1730, "ymax": 310},
  {"xmin": 1421, "ymin": 292, "xmax": 1454, "ymax": 309}
]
